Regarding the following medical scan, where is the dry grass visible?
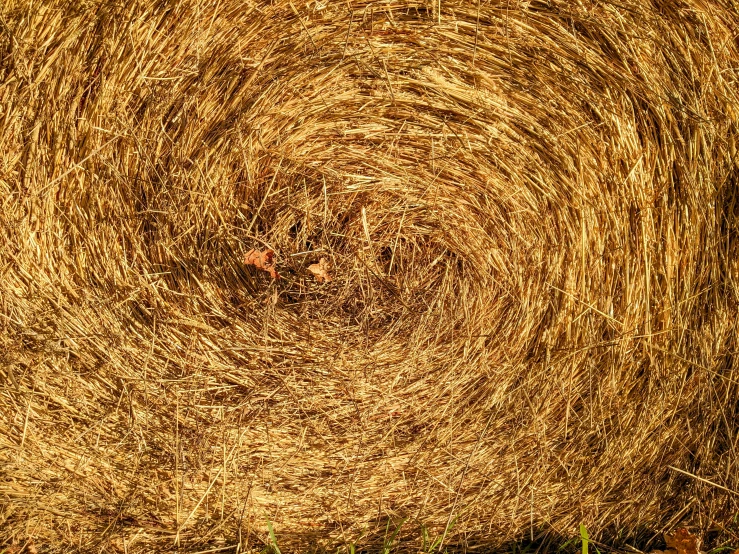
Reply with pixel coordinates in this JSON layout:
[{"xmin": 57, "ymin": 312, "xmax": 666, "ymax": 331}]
[{"xmin": 1, "ymin": 0, "xmax": 739, "ymax": 552}]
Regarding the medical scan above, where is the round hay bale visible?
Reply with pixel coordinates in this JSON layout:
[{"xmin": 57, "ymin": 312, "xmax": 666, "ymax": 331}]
[{"xmin": 1, "ymin": 0, "xmax": 738, "ymax": 551}]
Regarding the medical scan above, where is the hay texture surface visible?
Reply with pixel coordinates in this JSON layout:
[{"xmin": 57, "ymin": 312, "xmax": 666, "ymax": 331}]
[{"xmin": 2, "ymin": 0, "xmax": 739, "ymax": 551}]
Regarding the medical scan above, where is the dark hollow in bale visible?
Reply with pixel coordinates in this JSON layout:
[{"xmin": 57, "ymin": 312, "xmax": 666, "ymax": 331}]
[{"xmin": 1, "ymin": 0, "xmax": 738, "ymax": 552}]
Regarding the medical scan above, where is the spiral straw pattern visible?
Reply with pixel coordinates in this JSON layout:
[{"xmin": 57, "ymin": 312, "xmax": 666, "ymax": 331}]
[{"xmin": 1, "ymin": 0, "xmax": 738, "ymax": 551}]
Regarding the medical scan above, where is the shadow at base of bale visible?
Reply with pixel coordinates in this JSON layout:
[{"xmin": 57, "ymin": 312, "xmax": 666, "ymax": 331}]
[{"xmin": 213, "ymin": 518, "xmax": 736, "ymax": 554}]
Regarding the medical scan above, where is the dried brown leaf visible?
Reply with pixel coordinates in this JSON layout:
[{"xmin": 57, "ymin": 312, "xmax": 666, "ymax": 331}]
[
  {"xmin": 245, "ymin": 248, "xmax": 280, "ymax": 280},
  {"xmin": 308, "ymin": 257, "xmax": 332, "ymax": 283},
  {"xmin": 664, "ymin": 528, "xmax": 700, "ymax": 554}
]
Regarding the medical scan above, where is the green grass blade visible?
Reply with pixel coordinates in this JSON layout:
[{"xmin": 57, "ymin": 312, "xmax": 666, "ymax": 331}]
[
  {"xmin": 266, "ymin": 516, "xmax": 282, "ymax": 554},
  {"xmin": 579, "ymin": 524, "xmax": 589, "ymax": 554}
]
